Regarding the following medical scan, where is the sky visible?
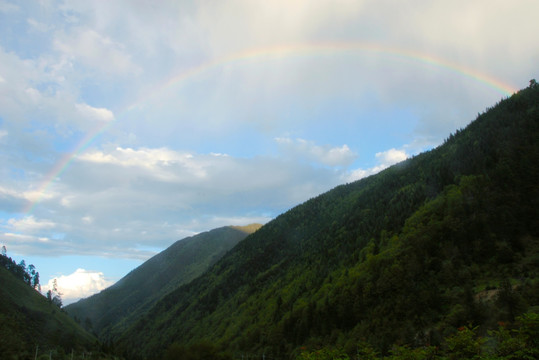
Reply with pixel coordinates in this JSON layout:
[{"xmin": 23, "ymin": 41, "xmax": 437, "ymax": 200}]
[{"xmin": 0, "ymin": 0, "xmax": 538, "ymax": 305}]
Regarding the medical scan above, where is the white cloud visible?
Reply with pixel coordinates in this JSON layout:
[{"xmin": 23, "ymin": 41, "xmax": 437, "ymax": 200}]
[
  {"xmin": 275, "ymin": 137, "xmax": 357, "ymax": 166},
  {"xmin": 22, "ymin": 189, "xmax": 55, "ymax": 205},
  {"xmin": 1, "ymin": 232, "xmax": 49, "ymax": 244},
  {"xmin": 2, "ymin": 144, "xmax": 346, "ymax": 257},
  {"xmin": 78, "ymin": 147, "xmax": 193, "ymax": 168},
  {"xmin": 375, "ymin": 148, "xmax": 408, "ymax": 166},
  {"xmin": 76, "ymin": 147, "xmax": 205, "ymax": 182},
  {"xmin": 76, "ymin": 103, "xmax": 115, "ymax": 122},
  {"xmin": 0, "ymin": 45, "xmax": 114, "ymax": 136},
  {"xmin": 7, "ymin": 216, "xmax": 56, "ymax": 233},
  {"xmin": 53, "ymin": 28, "xmax": 140, "ymax": 76},
  {"xmin": 42, "ymin": 269, "xmax": 113, "ymax": 305},
  {"xmin": 347, "ymin": 148, "xmax": 409, "ymax": 183}
]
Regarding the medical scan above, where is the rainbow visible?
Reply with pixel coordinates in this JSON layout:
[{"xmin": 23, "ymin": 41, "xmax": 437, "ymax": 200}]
[
  {"xmin": 24, "ymin": 41, "xmax": 519, "ymax": 213},
  {"xmin": 22, "ymin": 120, "xmax": 116, "ymax": 214},
  {"xmin": 129, "ymin": 41, "xmax": 518, "ymax": 111}
]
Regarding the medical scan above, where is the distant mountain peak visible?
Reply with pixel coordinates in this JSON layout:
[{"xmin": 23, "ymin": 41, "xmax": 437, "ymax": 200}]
[
  {"xmin": 65, "ymin": 224, "xmax": 257, "ymax": 338},
  {"xmin": 229, "ymin": 223, "xmax": 263, "ymax": 234}
]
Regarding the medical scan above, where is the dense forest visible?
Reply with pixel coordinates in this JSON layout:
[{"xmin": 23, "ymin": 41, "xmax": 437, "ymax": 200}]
[{"xmin": 115, "ymin": 81, "xmax": 539, "ymax": 359}]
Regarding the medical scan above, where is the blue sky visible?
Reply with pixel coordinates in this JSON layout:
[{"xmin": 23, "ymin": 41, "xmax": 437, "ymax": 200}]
[{"xmin": 1, "ymin": 0, "xmax": 538, "ymax": 304}]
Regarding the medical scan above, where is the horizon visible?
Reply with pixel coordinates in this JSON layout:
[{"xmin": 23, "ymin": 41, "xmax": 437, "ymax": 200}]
[{"xmin": 1, "ymin": 0, "xmax": 538, "ymax": 304}]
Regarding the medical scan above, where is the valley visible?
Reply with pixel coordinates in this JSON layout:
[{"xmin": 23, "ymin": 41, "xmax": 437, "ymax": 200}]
[{"xmin": 2, "ymin": 82, "xmax": 538, "ymax": 359}]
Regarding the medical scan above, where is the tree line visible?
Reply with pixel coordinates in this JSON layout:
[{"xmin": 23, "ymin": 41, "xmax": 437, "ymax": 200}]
[
  {"xmin": 1, "ymin": 245, "xmax": 62, "ymax": 307},
  {"xmin": 1, "ymin": 245, "xmax": 40, "ymax": 290}
]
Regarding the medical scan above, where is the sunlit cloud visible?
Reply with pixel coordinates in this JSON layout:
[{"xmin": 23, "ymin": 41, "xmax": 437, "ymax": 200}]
[
  {"xmin": 7, "ymin": 216, "xmax": 56, "ymax": 233},
  {"xmin": 375, "ymin": 148, "xmax": 408, "ymax": 166},
  {"xmin": 42, "ymin": 268, "xmax": 113, "ymax": 305},
  {"xmin": 1, "ymin": 232, "xmax": 50, "ymax": 244},
  {"xmin": 76, "ymin": 103, "xmax": 115, "ymax": 122},
  {"xmin": 346, "ymin": 148, "xmax": 409, "ymax": 183},
  {"xmin": 275, "ymin": 137, "xmax": 357, "ymax": 166}
]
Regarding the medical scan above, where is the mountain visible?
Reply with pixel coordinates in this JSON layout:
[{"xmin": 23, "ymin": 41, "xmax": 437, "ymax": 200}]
[
  {"xmin": 117, "ymin": 82, "xmax": 539, "ymax": 359},
  {"xmin": 0, "ymin": 266, "xmax": 97, "ymax": 359},
  {"xmin": 65, "ymin": 224, "xmax": 261, "ymax": 339}
]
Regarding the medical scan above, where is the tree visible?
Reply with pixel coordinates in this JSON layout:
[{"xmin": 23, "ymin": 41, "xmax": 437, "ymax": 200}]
[
  {"xmin": 27, "ymin": 264, "xmax": 36, "ymax": 286},
  {"xmin": 18, "ymin": 259, "xmax": 26, "ymax": 272},
  {"xmin": 444, "ymin": 325, "xmax": 485, "ymax": 360},
  {"xmin": 48, "ymin": 278, "xmax": 63, "ymax": 308},
  {"xmin": 1, "ymin": 245, "xmax": 6, "ymax": 257},
  {"xmin": 33, "ymin": 272, "xmax": 41, "ymax": 291}
]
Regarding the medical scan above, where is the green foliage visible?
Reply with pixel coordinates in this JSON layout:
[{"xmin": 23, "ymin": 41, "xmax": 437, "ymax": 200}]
[
  {"xmin": 355, "ymin": 342, "xmax": 380, "ymax": 360},
  {"xmin": 295, "ymin": 313, "xmax": 538, "ymax": 360},
  {"xmin": 164, "ymin": 341, "xmax": 232, "ymax": 360},
  {"xmin": 444, "ymin": 326, "xmax": 484, "ymax": 360},
  {"xmin": 297, "ymin": 347, "xmax": 350, "ymax": 360},
  {"xmin": 386, "ymin": 345, "xmax": 437, "ymax": 360},
  {"xmin": 0, "ymin": 267, "xmax": 98, "ymax": 359},
  {"xmin": 0, "ymin": 246, "xmax": 41, "ymax": 290},
  {"xmin": 488, "ymin": 312, "xmax": 539, "ymax": 360},
  {"xmin": 116, "ymin": 84, "xmax": 539, "ymax": 359}
]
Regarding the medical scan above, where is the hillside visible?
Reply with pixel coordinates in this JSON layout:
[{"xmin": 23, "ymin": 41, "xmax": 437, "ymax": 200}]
[
  {"xmin": 65, "ymin": 224, "xmax": 261, "ymax": 338},
  {"xmin": 117, "ymin": 82, "xmax": 539, "ymax": 359},
  {"xmin": 0, "ymin": 266, "xmax": 98, "ymax": 359}
]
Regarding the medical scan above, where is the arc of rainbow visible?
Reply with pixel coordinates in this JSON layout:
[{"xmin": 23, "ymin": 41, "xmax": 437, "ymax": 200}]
[
  {"xmin": 24, "ymin": 41, "xmax": 518, "ymax": 214},
  {"xmin": 22, "ymin": 120, "xmax": 115, "ymax": 214},
  {"xmin": 130, "ymin": 41, "xmax": 517, "ymax": 112}
]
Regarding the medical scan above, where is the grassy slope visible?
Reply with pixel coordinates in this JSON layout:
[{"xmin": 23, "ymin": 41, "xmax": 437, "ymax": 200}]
[
  {"xmin": 0, "ymin": 267, "xmax": 97, "ymax": 359},
  {"xmin": 66, "ymin": 225, "xmax": 261, "ymax": 339}
]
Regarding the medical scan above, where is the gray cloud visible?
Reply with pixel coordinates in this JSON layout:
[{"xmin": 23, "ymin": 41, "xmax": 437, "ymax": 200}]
[{"xmin": 2, "ymin": 144, "xmax": 352, "ymax": 257}]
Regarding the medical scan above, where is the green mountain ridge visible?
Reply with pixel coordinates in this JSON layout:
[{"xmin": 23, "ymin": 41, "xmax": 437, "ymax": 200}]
[
  {"xmin": 116, "ymin": 83, "xmax": 539, "ymax": 359},
  {"xmin": 0, "ymin": 266, "xmax": 98, "ymax": 359},
  {"xmin": 65, "ymin": 224, "xmax": 261, "ymax": 339}
]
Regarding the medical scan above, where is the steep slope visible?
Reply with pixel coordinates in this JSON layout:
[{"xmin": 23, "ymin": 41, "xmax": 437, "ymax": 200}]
[
  {"xmin": 119, "ymin": 83, "xmax": 539, "ymax": 359},
  {"xmin": 0, "ymin": 266, "xmax": 97, "ymax": 359},
  {"xmin": 65, "ymin": 224, "xmax": 261, "ymax": 338}
]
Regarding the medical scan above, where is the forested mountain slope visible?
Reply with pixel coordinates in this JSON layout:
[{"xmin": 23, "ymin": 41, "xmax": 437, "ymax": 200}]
[
  {"xmin": 118, "ymin": 82, "xmax": 539, "ymax": 359},
  {"xmin": 0, "ymin": 266, "xmax": 97, "ymax": 359},
  {"xmin": 66, "ymin": 224, "xmax": 260, "ymax": 338}
]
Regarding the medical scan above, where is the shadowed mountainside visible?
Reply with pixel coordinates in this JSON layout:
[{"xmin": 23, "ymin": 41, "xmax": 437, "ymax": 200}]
[
  {"xmin": 0, "ymin": 266, "xmax": 97, "ymax": 359},
  {"xmin": 65, "ymin": 224, "xmax": 261, "ymax": 338}
]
